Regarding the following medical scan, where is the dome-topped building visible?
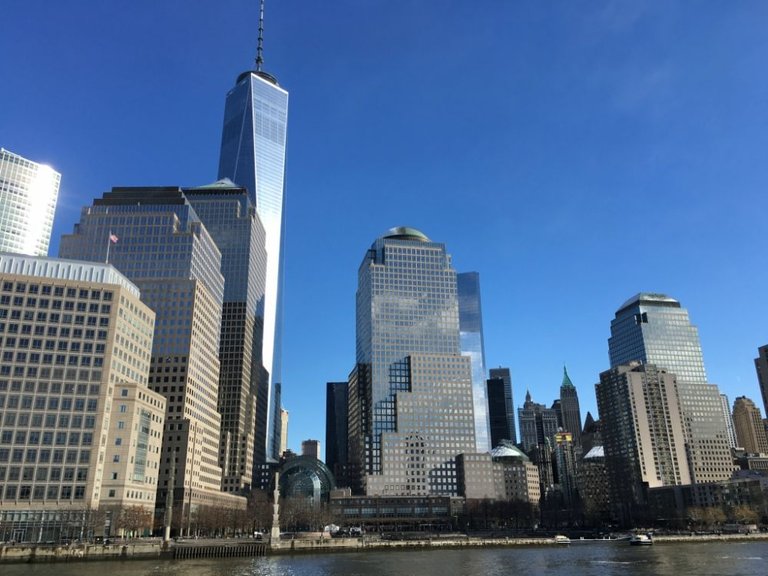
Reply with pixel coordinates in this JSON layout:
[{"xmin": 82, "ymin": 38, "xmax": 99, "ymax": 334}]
[{"xmin": 381, "ymin": 226, "xmax": 431, "ymax": 242}]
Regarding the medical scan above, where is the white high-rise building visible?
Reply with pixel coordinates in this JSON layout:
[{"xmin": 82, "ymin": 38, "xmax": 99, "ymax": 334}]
[{"xmin": 0, "ymin": 148, "xmax": 60, "ymax": 256}]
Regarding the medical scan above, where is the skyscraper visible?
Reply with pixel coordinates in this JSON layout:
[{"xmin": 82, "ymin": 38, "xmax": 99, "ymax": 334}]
[
  {"xmin": 596, "ymin": 362, "xmax": 691, "ymax": 522},
  {"xmin": 607, "ymin": 293, "xmax": 733, "ymax": 483},
  {"xmin": 457, "ymin": 272, "xmax": 490, "ymax": 452},
  {"xmin": 719, "ymin": 393, "xmax": 738, "ymax": 448},
  {"xmin": 0, "ymin": 254, "xmax": 164, "ymax": 539},
  {"xmin": 184, "ymin": 181, "xmax": 268, "ymax": 492},
  {"xmin": 217, "ymin": 5, "xmax": 289, "ymax": 462},
  {"xmin": 0, "ymin": 148, "xmax": 60, "ymax": 256},
  {"xmin": 59, "ymin": 187, "xmax": 245, "ymax": 518},
  {"xmin": 350, "ymin": 227, "xmax": 476, "ymax": 496},
  {"xmin": 301, "ymin": 439, "xmax": 320, "ymax": 460},
  {"xmin": 325, "ymin": 381, "xmax": 348, "ymax": 480},
  {"xmin": 755, "ymin": 344, "xmax": 768, "ymax": 417},
  {"xmin": 559, "ymin": 366, "xmax": 582, "ymax": 445},
  {"xmin": 489, "ymin": 367, "xmax": 516, "ymax": 444},
  {"xmin": 732, "ymin": 396, "xmax": 768, "ymax": 454},
  {"xmin": 487, "ymin": 375, "xmax": 511, "ymax": 448},
  {"xmin": 518, "ymin": 391, "xmax": 559, "ymax": 453},
  {"xmin": 553, "ymin": 431, "xmax": 578, "ymax": 506}
]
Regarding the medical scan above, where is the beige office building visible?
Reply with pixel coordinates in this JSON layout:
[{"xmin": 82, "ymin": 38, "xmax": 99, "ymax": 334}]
[
  {"xmin": 732, "ymin": 396, "xmax": 768, "ymax": 454},
  {"xmin": 0, "ymin": 254, "xmax": 164, "ymax": 541},
  {"xmin": 597, "ymin": 362, "xmax": 691, "ymax": 520}
]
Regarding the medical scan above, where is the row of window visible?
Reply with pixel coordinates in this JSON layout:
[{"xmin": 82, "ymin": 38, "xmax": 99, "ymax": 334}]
[
  {"xmin": 0, "ymin": 298, "xmax": 111, "ymax": 314},
  {"xmin": 0, "ymin": 465, "xmax": 89, "ymax": 482},
  {"xmin": 0, "ymin": 380, "xmax": 100, "ymax": 394},
  {"xmin": 1, "ymin": 283, "xmax": 112, "ymax": 300},
  {"xmin": 0, "ymin": 317, "xmax": 109, "ymax": 332},
  {"xmin": 0, "ymin": 484, "xmax": 86, "ymax": 500},
  {"xmin": 0, "ymin": 430, "xmax": 95, "ymax": 448}
]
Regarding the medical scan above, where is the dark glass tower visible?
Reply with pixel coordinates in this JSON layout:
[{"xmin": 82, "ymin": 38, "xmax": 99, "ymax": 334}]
[
  {"xmin": 218, "ymin": 7, "xmax": 288, "ymax": 462},
  {"xmin": 325, "ymin": 381, "xmax": 349, "ymax": 483},
  {"xmin": 489, "ymin": 367, "xmax": 516, "ymax": 444},
  {"xmin": 184, "ymin": 181, "xmax": 268, "ymax": 491},
  {"xmin": 487, "ymin": 376, "xmax": 511, "ymax": 448},
  {"xmin": 755, "ymin": 344, "xmax": 768, "ymax": 418},
  {"xmin": 608, "ymin": 293, "xmax": 733, "ymax": 483},
  {"xmin": 457, "ymin": 272, "xmax": 490, "ymax": 451}
]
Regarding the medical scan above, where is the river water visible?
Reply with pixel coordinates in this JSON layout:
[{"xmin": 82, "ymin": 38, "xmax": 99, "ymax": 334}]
[{"xmin": 2, "ymin": 541, "xmax": 765, "ymax": 576}]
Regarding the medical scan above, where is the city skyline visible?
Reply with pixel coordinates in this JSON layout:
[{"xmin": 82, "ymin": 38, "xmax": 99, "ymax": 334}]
[{"xmin": 2, "ymin": 2, "xmax": 768, "ymax": 450}]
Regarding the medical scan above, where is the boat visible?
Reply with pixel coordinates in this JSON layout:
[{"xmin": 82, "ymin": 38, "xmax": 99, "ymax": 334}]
[
  {"xmin": 629, "ymin": 533, "xmax": 653, "ymax": 546},
  {"xmin": 554, "ymin": 535, "xmax": 571, "ymax": 544}
]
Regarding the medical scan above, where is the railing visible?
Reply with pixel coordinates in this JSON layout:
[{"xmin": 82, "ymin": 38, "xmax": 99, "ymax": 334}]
[{"xmin": 172, "ymin": 541, "xmax": 267, "ymax": 559}]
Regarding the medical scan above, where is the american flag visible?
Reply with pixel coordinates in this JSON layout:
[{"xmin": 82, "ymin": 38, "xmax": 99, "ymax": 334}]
[{"xmin": 109, "ymin": 233, "xmax": 119, "ymax": 243}]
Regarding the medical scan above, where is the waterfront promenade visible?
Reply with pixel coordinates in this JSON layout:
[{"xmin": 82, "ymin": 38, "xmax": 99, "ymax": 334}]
[{"xmin": 2, "ymin": 532, "xmax": 767, "ymax": 563}]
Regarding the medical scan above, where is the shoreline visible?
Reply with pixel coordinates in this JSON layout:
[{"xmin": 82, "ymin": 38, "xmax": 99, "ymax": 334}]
[
  {"xmin": 269, "ymin": 532, "xmax": 768, "ymax": 555},
  {"xmin": 2, "ymin": 532, "xmax": 767, "ymax": 563}
]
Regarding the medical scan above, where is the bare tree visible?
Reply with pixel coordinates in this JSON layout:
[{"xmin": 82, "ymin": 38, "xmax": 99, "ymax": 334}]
[
  {"xmin": 247, "ymin": 489, "xmax": 273, "ymax": 533},
  {"xmin": 117, "ymin": 506, "xmax": 154, "ymax": 537}
]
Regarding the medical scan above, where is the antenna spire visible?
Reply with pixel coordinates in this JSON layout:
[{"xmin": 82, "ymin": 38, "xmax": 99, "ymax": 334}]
[{"xmin": 256, "ymin": 0, "xmax": 265, "ymax": 72}]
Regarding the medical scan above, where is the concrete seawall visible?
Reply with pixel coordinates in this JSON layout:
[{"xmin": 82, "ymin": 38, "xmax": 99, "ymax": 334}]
[
  {"xmin": 271, "ymin": 536, "xmax": 557, "ymax": 554},
  {"xmin": 270, "ymin": 532, "xmax": 768, "ymax": 554},
  {"xmin": 3, "ymin": 532, "xmax": 767, "ymax": 562},
  {"xmin": 0, "ymin": 541, "xmax": 169, "ymax": 563}
]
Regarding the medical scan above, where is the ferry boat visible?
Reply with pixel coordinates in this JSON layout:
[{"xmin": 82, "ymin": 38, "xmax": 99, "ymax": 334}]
[
  {"xmin": 554, "ymin": 535, "xmax": 571, "ymax": 544},
  {"xmin": 629, "ymin": 533, "xmax": 653, "ymax": 546}
]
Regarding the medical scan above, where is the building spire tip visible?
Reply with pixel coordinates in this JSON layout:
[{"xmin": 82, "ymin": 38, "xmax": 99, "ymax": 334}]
[{"xmin": 255, "ymin": 0, "xmax": 265, "ymax": 72}]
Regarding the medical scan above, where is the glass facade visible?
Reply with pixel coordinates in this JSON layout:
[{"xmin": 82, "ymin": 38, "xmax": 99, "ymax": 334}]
[
  {"xmin": 608, "ymin": 293, "xmax": 733, "ymax": 483},
  {"xmin": 489, "ymin": 367, "xmax": 516, "ymax": 444},
  {"xmin": 354, "ymin": 228, "xmax": 476, "ymax": 496},
  {"xmin": 0, "ymin": 148, "xmax": 60, "ymax": 256},
  {"xmin": 755, "ymin": 344, "xmax": 768, "ymax": 418},
  {"xmin": 325, "ymin": 381, "xmax": 349, "ymax": 482},
  {"xmin": 486, "ymin": 375, "xmax": 511, "ymax": 448},
  {"xmin": 457, "ymin": 272, "xmax": 490, "ymax": 452},
  {"xmin": 719, "ymin": 393, "xmax": 738, "ymax": 448},
  {"xmin": 218, "ymin": 71, "xmax": 288, "ymax": 462},
  {"xmin": 185, "ymin": 183, "xmax": 268, "ymax": 491}
]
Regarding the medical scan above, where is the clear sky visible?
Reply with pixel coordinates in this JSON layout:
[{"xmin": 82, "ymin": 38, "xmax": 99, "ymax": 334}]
[{"xmin": 2, "ymin": 1, "xmax": 767, "ymax": 454}]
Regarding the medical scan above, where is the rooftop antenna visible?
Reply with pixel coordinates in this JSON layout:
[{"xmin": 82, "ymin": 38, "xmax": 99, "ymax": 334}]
[{"xmin": 256, "ymin": 0, "xmax": 265, "ymax": 72}]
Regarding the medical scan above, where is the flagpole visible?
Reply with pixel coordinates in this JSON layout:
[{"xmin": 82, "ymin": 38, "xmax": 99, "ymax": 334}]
[{"xmin": 106, "ymin": 232, "xmax": 111, "ymax": 264}]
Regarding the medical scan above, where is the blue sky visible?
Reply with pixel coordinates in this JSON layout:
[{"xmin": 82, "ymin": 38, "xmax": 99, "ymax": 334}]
[{"xmin": 2, "ymin": 1, "xmax": 767, "ymax": 453}]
